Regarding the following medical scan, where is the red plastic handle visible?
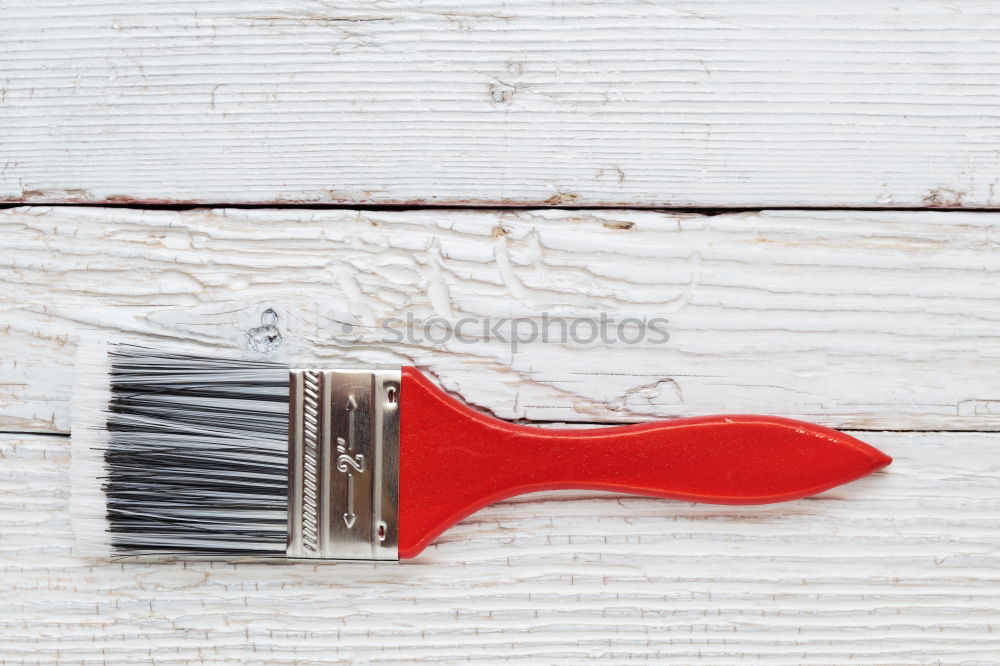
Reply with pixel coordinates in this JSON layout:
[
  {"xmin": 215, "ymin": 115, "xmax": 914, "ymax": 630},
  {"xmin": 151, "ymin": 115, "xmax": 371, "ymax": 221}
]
[{"xmin": 397, "ymin": 367, "xmax": 891, "ymax": 559}]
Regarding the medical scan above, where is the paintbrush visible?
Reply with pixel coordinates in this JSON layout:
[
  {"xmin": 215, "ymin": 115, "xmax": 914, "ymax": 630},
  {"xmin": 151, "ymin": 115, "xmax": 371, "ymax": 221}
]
[{"xmin": 70, "ymin": 343, "xmax": 891, "ymax": 561}]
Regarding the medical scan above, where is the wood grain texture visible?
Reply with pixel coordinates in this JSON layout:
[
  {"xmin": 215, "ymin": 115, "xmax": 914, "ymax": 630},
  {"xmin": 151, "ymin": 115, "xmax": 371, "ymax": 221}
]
[
  {"xmin": 1, "ymin": 432, "xmax": 996, "ymax": 664},
  {"xmin": 4, "ymin": 206, "xmax": 1000, "ymax": 433},
  {"xmin": 4, "ymin": 1, "xmax": 1000, "ymax": 207}
]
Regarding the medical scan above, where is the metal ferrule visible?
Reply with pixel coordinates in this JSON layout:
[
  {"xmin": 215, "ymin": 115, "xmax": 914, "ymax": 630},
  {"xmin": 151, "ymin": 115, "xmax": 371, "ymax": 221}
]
[{"xmin": 287, "ymin": 368, "xmax": 400, "ymax": 561}]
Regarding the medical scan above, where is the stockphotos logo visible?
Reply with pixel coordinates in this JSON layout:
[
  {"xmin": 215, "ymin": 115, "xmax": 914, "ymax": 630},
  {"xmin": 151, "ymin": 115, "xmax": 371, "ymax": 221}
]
[{"xmin": 330, "ymin": 312, "xmax": 670, "ymax": 352}]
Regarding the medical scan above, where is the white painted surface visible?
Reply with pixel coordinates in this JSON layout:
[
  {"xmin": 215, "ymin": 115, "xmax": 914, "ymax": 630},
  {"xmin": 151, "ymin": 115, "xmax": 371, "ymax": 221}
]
[
  {"xmin": 6, "ymin": 207, "xmax": 999, "ymax": 661},
  {"xmin": 4, "ymin": 1, "xmax": 1000, "ymax": 207},
  {"xmin": 1, "ymin": 432, "xmax": 997, "ymax": 664},
  {"xmin": 4, "ymin": 206, "xmax": 1000, "ymax": 433},
  {"xmin": 5, "ymin": 3, "xmax": 1000, "ymax": 656}
]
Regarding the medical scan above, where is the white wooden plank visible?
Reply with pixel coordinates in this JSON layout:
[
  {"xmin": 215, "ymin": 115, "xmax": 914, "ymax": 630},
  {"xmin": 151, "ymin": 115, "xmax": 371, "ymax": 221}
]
[
  {"xmin": 3, "ymin": 206, "xmax": 1000, "ymax": 433},
  {"xmin": 1, "ymin": 431, "xmax": 997, "ymax": 663},
  {"xmin": 3, "ymin": 1, "xmax": 1000, "ymax": 207}
]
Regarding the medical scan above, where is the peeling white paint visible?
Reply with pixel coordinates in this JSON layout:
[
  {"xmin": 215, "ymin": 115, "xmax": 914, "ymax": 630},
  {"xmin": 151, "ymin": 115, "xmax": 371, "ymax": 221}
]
[
  {"xmin": 1, "ymin": 433, "xmax": 998, "ymax": 662},
  {"xmin": 3, "ymin": 206, "xmax": 1000, "ymax": 432},
  {"xmin": 3, "ymin": 1, "xmax": 1000, "ymax": 207}
]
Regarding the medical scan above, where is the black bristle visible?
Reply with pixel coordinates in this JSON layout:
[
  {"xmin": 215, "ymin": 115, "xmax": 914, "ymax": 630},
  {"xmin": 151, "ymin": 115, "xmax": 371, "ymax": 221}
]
[{"xmin": 102, "ymin": 345, "xmax": 289, "ymax": 555}]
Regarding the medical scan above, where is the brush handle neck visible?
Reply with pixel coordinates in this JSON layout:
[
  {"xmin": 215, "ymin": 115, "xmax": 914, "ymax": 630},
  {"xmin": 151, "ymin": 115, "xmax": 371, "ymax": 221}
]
[{"xmin": 396, "ymin": 367, "xmax": 890, "ymax": 559}]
